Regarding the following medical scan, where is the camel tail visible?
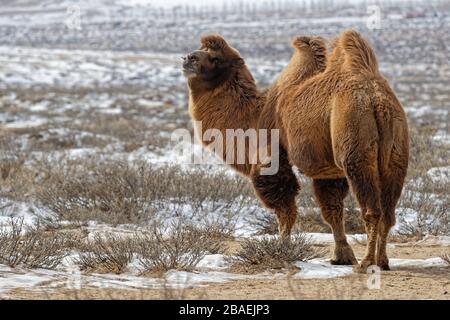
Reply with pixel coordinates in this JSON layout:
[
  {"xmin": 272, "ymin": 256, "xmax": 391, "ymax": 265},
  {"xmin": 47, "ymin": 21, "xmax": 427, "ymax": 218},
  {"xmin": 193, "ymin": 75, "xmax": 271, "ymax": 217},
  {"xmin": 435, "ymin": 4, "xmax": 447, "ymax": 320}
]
[
  {"xmin": 339, "ymin": 30, "xmax": 379, "ymax": 74},
  {"xmin": 373, "ymin": 87, "xmax": 399, "ymax": 176},
  {"xmin": 376, "ymin": 110, "xmax": 394, "ymax": 175}
]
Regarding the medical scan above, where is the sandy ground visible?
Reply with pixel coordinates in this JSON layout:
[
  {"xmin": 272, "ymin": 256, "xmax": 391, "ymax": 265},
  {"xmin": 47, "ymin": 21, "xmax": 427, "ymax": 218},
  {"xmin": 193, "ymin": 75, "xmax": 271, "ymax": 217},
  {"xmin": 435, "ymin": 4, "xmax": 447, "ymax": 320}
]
[{"xmin": 3, "ymin": 243, "xmax": 449, "ymax": 300}]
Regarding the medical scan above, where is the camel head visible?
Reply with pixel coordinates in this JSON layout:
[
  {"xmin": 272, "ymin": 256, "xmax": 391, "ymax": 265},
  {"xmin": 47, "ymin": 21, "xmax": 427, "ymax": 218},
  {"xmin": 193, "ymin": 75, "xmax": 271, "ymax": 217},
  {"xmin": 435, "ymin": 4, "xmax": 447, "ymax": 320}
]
[{"xmin": 182, "ymin": 34, "xmax": 244, "ymax": 87}]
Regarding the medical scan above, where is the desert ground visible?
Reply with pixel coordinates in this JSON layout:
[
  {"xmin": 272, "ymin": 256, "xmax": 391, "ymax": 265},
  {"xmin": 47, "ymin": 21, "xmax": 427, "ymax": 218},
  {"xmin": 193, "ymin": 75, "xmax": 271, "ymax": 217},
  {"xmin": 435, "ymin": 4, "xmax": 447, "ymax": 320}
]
[
  {"xmin": 0, "ymin": 0, "xmax": 449, "ymax": 300},
  {"xmin": 3, "ymin": 241, "xmax": 450, "ymax": 300}
]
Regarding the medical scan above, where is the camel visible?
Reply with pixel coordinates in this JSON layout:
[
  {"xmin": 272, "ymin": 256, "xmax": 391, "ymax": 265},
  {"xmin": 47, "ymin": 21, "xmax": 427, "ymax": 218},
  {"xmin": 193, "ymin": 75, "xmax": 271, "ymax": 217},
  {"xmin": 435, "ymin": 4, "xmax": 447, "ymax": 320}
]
[
  {"xmin": 276, "ymin": 30, "xmax": 409, "ymax": 271},
  {"xmin": 182, "ymin": 31, "xmax": 408, "ymax": 272}
]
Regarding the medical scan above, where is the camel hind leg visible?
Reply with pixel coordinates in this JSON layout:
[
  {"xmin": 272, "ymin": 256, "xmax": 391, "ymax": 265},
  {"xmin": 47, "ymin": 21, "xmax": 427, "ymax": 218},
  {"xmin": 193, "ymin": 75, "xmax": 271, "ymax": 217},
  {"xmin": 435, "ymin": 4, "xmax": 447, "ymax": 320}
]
[
  {"xmin": 332, "ymin": 91, "xmax": 383, "ymax": 272},
  {"xmin": 376, "ymin": 177, "xmax": 400, "ymax": 271},
  {"xmin": 377, "ymin": 152, "xmax": 408, "ymax": 270},
  {"xmin": 342, "ymin": 145, "xmax": 383, "ymax": 272},
  {"xmin": 313, "ymin": 178, "xmax": 357, "ymax": 265}
]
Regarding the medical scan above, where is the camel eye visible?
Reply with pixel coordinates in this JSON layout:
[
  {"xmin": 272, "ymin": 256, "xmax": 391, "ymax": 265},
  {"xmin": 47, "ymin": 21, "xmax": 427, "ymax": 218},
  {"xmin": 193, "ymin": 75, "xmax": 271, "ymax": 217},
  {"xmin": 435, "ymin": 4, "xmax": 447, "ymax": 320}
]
[{"xmin": 211, "ymin": 57, "xmax": 222, "ymax": 65}]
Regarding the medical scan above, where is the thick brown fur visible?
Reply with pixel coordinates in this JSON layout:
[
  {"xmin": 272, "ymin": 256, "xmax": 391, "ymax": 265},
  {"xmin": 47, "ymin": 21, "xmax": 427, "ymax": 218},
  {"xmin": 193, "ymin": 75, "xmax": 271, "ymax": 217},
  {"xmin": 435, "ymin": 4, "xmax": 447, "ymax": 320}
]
[
  {"xmin": 184, "ymin": 34, "xmax": 326, "ymax": 239},
  {"xmin": 185, "ymin": 35, "xmax": 261, "ymax": 175},
  {"xmin": 184, "ymin": 31, "xmax": 408, "ymax": 271},
  {"xmin": 277, "ymin": 30, "xmax": 409, "ymax": 271}
]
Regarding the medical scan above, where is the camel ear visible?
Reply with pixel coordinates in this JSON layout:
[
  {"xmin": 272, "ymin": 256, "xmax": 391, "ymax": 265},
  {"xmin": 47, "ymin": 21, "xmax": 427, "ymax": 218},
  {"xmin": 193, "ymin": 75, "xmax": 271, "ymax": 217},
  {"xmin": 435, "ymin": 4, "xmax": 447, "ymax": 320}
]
[
  {"xmin": 232, "ymin": 57, "xmax": 245, "ymax": 68},
  {"xmin": 201, "ymin": 34, "xmax": 229, "ymax": 51}
]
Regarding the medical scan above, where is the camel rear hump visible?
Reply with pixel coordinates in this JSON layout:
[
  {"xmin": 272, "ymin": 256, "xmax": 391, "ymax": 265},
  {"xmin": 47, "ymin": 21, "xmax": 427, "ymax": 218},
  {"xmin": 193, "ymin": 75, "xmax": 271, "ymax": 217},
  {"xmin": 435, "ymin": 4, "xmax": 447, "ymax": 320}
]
[{"xmin": 338, "ymin": 30, "xmax": 379, "ymax": 74}]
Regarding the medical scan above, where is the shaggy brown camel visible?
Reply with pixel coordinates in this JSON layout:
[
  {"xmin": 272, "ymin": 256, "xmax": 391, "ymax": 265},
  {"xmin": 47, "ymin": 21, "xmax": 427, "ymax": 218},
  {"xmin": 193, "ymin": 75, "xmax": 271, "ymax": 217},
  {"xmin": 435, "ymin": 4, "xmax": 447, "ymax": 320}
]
[
  {"xmin": 183, "ymin": 34, "xmax": 326, "ymax": 240},
  {"xmin": 277, "ymin": 30, "xmax": 409, "ymax": 271},
  {"xmin": 183, "ymin": 31, "xmax": 408, "ymax": 271}
]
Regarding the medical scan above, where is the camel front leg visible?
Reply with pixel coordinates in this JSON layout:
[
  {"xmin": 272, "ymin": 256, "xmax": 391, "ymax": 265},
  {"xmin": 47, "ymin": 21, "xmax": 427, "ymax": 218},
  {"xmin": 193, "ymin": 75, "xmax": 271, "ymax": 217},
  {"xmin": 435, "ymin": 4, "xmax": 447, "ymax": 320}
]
[
  {"xmin": 250, "ymin": 148, "xmax": 300, "ymax": 240},
  {"xmin": 275, "ymin": 206, "xmax": 298, "ymax": 240}
]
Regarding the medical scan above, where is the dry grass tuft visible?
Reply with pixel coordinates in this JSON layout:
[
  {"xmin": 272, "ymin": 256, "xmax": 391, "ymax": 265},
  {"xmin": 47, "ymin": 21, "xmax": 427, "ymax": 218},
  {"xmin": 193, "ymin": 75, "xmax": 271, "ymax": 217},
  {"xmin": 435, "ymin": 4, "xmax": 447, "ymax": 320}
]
[
  {"xmin": 397, "ymin": 176, "xmax": 449, "ymax": 238},
  {"xmin": 250, "ymin": 213, "xmax": 279, "ymax": 236},
  {"xmin": 408, "ymin": 126, "xmax": 449, "ymax": 177},
  {"xmin": 74, "ymin": 221, "xmax": 227, "ymax": 275},
  {"xmin": 229, "ymin": 234, "xmax": 323, "ymax": 272},
  {"xmin": 0, "ymin": 218, "xmax": 72, "ymax": 269},
  {"xmin": 0, "ymin": 157, "xmax": 25, "ymax": 181},
  {"xmin": 136, "ymin": 222, "xmax": 224, "ymax": 274},
  {"xmin": 32, "ymin": 159, "xmax": 254, "ymax": 225},
  {"xmin": 36, "ymin": 160, "xmax": 158, "ymax": 224},
  {"xmin": 77, "ymin": 233, "xmax": 134, "ymax": 274}
]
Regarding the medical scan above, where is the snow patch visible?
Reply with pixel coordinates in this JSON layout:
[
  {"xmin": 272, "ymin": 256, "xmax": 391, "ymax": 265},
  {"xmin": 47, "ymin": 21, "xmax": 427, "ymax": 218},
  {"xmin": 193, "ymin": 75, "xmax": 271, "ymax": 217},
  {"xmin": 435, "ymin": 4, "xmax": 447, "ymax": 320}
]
[
  {"xmin": 295, "ymin": 259, "xmax": 353, "ymax": 279},
  {"xmin": 3, "ymin": 118, "xmax": 47, "ymax": 129},
  {"xmin": 0, "ymin": 201, "xmax": 42, "ymax": 229},
  {"xmin": 389, "ymin": 257, "xmax": 448, "ymax": 269},
  {"xmin": 0, "ymin": 266, "xmax": 55, "ymax": 295},
  {"xmin": 196, "ymin": 254, "xmax": 229, "ymax": 270},
  {"xmin": 427, "ymin": 166, "xmax": 450, "ymax": 184},
  {"xmin": 411, "ymin": 235, "xmax": 450, "ymax": 247}
]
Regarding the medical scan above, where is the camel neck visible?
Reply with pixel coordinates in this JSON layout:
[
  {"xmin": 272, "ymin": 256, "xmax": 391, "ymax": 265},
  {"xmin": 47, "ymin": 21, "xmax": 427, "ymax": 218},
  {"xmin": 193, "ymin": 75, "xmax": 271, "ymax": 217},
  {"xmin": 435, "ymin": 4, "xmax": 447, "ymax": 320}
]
[{"xmin": 188, "ymin": 67, "xmax": 261, "ymax": 134}]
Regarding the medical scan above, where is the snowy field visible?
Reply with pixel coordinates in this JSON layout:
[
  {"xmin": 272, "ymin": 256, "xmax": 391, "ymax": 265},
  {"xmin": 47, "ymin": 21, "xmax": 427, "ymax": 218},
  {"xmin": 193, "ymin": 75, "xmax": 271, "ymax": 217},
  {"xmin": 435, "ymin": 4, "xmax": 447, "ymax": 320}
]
[
  {"xmin": 1, "ymin": 247, "xmax": 449, "ymax": 298},
  {"xmin": 0, "ymin": 0, "xmax": 449, "ymax": 299}
]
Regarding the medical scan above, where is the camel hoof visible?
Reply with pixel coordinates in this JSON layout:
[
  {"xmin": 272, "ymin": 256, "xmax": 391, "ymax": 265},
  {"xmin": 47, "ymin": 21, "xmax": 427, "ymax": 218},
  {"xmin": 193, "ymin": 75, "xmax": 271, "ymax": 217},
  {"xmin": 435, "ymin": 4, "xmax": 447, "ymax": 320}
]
[
  {"xmin": 352, "ymin": 260, "xmax": 376, "ymax": 273},
  {"xmin": 377, "ymin": 261, "xmax": 390, "ymax": 271},
  {"xmin": 379, "ymin": 264, "xmax": 390, "ymax": 271},
  {"xmin": 331, "ymin": 245, "xmax": 358, "ymax": 265},
  {"xmin": 330, "ymin": 258, "xmax": 357, "ymax": 266},
  {"xmin": 352, "ymin": 264, "xmax": 367, "ymax": 273}
]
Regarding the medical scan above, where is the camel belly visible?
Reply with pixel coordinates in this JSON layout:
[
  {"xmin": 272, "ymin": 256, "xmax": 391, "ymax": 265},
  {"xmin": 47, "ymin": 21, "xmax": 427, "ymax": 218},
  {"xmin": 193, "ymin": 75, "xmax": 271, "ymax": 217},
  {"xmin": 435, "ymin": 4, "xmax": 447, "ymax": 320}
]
[
  {"xmin": 297, "ymin": 163, "xmax": 345, "ymax": 180},
  {"xmin": 288, "ymin": 138, "xmax": 345, "ymax": 180}
]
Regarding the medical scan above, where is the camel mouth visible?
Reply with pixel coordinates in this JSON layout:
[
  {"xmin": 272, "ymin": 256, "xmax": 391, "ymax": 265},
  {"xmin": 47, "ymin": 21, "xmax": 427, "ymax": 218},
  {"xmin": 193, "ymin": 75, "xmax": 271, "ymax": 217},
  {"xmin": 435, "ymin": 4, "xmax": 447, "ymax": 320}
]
[
  {"xmin": 182, "ymin": 65, "xmax": 197, "ymax": 74},
  {"xmin": 182, "ymin": 61, "xmax": 198, "ymax": 77}
]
